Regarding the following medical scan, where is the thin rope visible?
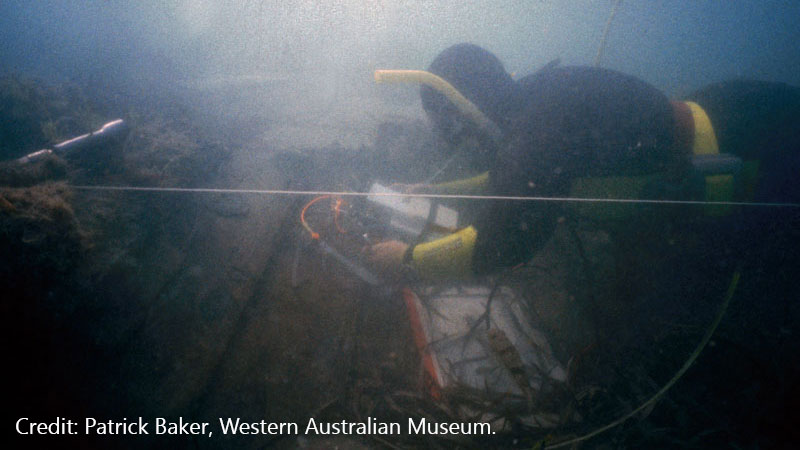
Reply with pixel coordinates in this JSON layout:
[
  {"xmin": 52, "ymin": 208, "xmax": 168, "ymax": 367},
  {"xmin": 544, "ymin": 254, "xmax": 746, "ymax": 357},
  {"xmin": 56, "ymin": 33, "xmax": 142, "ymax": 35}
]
[
  {"xmin": 595, "ymin": 0, "xmax": 623, "ymax": 67},
  {"xmin": 68, "ymin": 185, "xmax": 800, "ymax": 208}
]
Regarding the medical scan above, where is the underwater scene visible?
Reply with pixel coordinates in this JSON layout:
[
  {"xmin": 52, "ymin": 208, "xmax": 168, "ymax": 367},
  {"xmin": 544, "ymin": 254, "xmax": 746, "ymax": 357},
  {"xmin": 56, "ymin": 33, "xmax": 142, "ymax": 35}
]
[{"xmin": 3, "ymin": 1, "xmax": 799, "ymax": 448}]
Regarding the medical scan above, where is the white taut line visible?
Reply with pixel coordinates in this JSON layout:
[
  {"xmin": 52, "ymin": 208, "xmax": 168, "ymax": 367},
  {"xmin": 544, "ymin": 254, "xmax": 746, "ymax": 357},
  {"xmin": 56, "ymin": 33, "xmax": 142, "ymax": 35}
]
[{"xmin": 68, "ymin": 185, "xmax": 800, "ymax": 208}]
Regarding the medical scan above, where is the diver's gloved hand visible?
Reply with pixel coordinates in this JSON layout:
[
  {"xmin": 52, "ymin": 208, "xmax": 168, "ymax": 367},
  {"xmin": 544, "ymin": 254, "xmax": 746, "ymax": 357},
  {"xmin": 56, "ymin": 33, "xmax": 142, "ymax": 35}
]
[{"xmin": 362, "ymin": 240, "xmax": 409, "ymax": 281}]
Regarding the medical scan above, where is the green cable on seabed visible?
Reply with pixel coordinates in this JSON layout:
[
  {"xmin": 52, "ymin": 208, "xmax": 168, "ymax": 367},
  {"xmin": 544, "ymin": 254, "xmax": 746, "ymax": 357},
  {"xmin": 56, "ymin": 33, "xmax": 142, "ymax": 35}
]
[{"xmin": 545, "ymin": 267, "xmax": 742, "ymax": 449}]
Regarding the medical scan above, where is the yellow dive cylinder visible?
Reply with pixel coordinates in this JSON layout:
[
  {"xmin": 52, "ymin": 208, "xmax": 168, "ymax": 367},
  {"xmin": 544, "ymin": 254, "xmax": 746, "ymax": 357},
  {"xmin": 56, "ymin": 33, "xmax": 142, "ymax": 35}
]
[{"xmin": 684, "ymin": 101, "xmax": 734, "ymax": 216}]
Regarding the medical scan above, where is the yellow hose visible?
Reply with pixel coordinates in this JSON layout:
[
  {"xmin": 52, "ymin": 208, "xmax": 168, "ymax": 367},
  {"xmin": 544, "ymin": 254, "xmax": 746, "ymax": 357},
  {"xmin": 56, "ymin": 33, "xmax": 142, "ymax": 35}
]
[{"xmin": 374, "ymin": 69, "xmax": 500, "ymax": 138}]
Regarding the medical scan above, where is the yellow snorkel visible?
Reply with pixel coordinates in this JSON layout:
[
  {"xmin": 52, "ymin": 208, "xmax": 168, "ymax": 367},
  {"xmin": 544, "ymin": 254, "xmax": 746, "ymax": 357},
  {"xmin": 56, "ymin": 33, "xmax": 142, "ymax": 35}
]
[{"xmin": 374, "ymin": 69, "xmax": 502, "ymax": 140}]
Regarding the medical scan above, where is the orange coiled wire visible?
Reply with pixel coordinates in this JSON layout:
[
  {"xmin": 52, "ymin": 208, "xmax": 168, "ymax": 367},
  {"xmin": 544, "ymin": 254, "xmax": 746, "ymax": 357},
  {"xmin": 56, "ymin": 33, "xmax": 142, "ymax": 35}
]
[{"xmin": 300, "ymin": 195, "xmax": 348, "ymax": 240}]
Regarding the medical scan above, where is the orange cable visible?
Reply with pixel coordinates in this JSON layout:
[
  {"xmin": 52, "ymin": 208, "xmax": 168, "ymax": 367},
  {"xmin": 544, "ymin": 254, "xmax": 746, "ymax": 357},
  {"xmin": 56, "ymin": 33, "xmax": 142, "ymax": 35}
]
[
  {"xmin": 333, "ymin": 198, "xmax": 347, "ymax": 234},
  {"xmin": 300, "ymin": 195, "xmax": 332, "ymax": 240}
]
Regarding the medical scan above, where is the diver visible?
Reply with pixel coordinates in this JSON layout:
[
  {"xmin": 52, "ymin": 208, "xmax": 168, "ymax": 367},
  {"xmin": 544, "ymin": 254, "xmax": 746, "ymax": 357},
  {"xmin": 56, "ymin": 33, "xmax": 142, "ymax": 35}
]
[
  {"xmin": 364, "ymin": 43, "xmax": 800, "ymax": 285},
  {"xmin": 359, "ymin": 44, "xmax": 799, "ymax": 432}
]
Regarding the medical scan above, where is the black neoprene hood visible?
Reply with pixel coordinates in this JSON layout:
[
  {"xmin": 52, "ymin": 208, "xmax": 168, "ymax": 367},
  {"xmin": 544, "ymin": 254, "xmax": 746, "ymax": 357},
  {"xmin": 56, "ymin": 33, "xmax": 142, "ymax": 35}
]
[{"xmin": 421, "ymin": 43, "xmax": 516, "ymax": 138}]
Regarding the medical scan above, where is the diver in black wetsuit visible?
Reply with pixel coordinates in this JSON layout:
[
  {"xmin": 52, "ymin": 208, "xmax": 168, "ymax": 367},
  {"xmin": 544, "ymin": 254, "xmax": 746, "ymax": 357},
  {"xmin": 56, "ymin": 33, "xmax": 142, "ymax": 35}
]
[
  {"xmin": 362, "ymin": 44, "xmax": 800, "ymax": 446},
  {"xmin": 365, "ymin": 43, "xmax": 800, "ymax": 282}
]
